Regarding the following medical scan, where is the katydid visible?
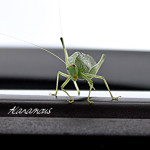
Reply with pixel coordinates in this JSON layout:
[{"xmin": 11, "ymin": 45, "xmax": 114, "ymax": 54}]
[
  {"xmin": 0, "ymin": 33, "xmax": 120, "ymax": 103},
  {"xmin": 50, "ymin": 37, "xmax": 120, "ymax": 103}
]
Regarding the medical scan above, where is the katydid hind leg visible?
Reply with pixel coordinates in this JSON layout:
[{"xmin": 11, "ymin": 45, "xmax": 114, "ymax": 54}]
[
  {"xmin": 89, "ymin": 54, "xmax": 106, "ymax": 75},
  {"xmin": 49, "ymin": 71, "xmax": 69, "ymax": 96},
  {"xmin": 85, "ymin": 73, "xmax": 121, "ymax": 100},
  {"xmin": 95, "ymin": 75, "xmax": 121, "ymax": 100}
]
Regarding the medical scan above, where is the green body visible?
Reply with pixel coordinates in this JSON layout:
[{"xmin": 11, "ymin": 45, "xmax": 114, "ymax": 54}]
[
  {"xmin": 50, "ymin": 37, "xmax": 120, "ymax": 103},
  {"xmin": 67, "ymin": 52, "xmax": 104, "ymax": 79}
]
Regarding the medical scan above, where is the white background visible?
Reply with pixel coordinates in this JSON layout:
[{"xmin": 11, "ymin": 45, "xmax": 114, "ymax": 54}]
[{"xmin": 0, "ymin": 0, "xmax": 150, "ymax": 50}]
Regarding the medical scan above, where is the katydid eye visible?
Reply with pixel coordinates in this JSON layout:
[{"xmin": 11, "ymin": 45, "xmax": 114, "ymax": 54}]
[{"xmin": 72, "ymin": 64, "xmax": 75, "ymax": 67}]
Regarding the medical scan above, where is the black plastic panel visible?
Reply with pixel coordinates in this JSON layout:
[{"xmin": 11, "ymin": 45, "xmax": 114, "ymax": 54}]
[{"xmin": 1, "ymin": 95, "xmax": 150, "ymax": 118}]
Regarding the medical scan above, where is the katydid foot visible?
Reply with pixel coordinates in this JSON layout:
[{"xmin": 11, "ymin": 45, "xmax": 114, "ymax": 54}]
[
  {"xmin": 111, "ymin": 96, "xmax": 121, "ymax": 101},
  {"xmin": 67, "ymin": 99, "xmax": 74, "ymax": 103},
  {"xmin": 87, "ymin": 98, "xmax": 93, "ymax": 104},
  {"xmin": 50, "ymin": 93, "xmax": 75, "ymax": 103},
  {"xmin": 49, "ymin": 93, "xmax": 57, "ymax": 97}
]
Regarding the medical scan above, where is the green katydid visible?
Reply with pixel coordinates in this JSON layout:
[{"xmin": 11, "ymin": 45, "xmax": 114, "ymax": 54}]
[
  {"xmin": 50, "ymin": 37, "xmax": 120, "ymax": 103},
  {"xmin": 0, "ymin": 33, "xmax": 120, "ymax": 103}
]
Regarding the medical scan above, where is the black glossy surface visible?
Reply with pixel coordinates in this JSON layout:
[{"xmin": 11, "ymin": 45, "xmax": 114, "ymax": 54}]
[
  {"xmin": 1, "ymin": 95, "xmax": 150, "ymax": 139},
  {"xmin": 1, "ymin": 95, "xmax": 150, "ymax": 118}
]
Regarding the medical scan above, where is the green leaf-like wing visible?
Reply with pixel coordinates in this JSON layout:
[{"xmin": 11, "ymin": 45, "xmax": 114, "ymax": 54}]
[
  {"xmin": 68, "ymin": 52, "xmax": 79, "ymax": 64},
  {"xmin": 75, "ymin": 52, "xmax": 96, "ymax": 73},
  {"xmin": 89, "ymin": 54, "xmax": 106, "ymax": 75}
]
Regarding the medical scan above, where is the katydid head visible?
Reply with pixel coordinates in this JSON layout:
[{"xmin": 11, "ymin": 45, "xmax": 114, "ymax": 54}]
[{"xmin": 67, "ymin": 64, "xmax": 78, "ymax": 81}]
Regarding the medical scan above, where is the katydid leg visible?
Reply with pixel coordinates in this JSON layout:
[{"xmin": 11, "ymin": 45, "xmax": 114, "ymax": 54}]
[
  {"xmin": 49, "ymin": 71, "xmax": 69, "ymax": 96},
  {"xmin": 61, "ymin": 76, "xmax": 74, "ymax": 103},
  {"xmin": 88, "ymin": 82, "xmax": 96, "ymax": 90},
  {"xmin": 85, "ymin": 73, "xmax": 120, "ymax": 100},
  {"xmin": 80, "ymin": 73, "xmax": 94, "ymax": 103},
  {"xmin": 73, "ymin": 81, "xmax": 80, "ymax": 96}
]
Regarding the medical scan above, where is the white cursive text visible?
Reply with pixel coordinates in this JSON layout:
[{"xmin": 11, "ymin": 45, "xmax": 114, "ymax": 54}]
[{"xmin": 8, "ymin": 106, "xmax": 53, "ymax": 115}]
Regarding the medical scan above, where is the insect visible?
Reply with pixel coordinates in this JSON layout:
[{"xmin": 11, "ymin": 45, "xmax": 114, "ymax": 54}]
[
  {"xmin": 50, "ymin": 37, "xmax": 120, "ymax": 103},
  {"xmin": 0, "ymin": 33, "xmax": 120, "ymax": 103}
]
